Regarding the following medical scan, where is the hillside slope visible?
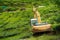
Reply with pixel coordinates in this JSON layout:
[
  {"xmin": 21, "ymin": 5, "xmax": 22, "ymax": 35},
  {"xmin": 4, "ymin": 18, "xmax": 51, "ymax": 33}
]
[{"xmin": 0, "ymin": 0, "xmax": 60, "ymax": 40}]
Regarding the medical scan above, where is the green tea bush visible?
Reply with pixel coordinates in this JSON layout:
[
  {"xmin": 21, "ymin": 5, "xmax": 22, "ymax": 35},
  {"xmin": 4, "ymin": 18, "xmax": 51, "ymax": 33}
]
[{"xmin": 0, "ymin": 0, "xmax": 60, "ymax": 40}]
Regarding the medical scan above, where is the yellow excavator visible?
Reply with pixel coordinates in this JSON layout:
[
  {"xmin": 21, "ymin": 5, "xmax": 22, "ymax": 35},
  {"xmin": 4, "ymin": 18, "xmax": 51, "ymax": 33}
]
[{"xmin": 31, "ymin": 6, "xmax": 52, "ymax": 33}]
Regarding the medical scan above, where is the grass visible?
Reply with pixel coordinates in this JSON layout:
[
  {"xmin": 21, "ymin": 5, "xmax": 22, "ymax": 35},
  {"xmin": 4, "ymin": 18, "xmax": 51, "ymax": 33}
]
[
  {"xmin": 1, "ymin": 32, "xmax": 60, "ymax": 40},
  {"xmin": 26, "ymin": 34, "xmax": 60, "ymax": 40}
]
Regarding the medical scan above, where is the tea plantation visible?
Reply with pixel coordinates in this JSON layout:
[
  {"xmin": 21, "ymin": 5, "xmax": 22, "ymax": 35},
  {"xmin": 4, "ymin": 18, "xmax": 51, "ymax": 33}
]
[{"xmin": 0, "ymin": 0, "xmax": 60, "ymax": 40}]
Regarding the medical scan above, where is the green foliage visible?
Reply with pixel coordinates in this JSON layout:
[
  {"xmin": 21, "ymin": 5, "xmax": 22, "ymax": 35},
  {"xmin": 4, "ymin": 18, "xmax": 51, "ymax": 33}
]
[
  {"xmin": 0, "ymin": 0, "xmax": 60, "ymax": 40},
  {"xmin": 0, "ymin": 10, "xmax": 32, "ymax": 40}
]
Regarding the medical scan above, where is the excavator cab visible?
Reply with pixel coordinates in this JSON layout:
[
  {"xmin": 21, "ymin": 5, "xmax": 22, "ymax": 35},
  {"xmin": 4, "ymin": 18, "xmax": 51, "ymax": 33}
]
[
  {"xmin": 31, "ymin": 19, "xmax": 37, "ymax": 26},
  {"xmin": 31, "ymin": 19, "xmax": 48, "ymax": 26},
  {"xmin": 31, "ymin": 6, "xmax": 52, "ymax": 33}
]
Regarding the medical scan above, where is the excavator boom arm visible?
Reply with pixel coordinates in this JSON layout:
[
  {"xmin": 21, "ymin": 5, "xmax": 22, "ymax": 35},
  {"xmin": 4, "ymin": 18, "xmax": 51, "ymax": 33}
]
[{"xmin": 33, "ymin": 7, "xmax": 41, "ymax": 23}]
